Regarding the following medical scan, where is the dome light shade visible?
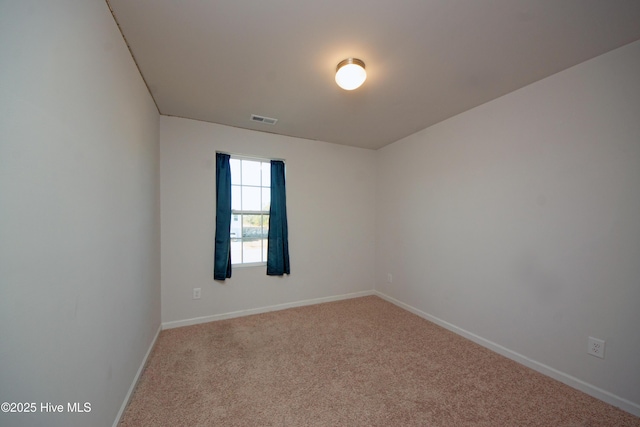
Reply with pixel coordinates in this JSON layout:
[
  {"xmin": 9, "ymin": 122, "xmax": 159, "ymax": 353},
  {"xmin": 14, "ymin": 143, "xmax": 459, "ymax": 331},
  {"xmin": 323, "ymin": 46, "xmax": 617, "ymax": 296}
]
[{"xmin": 335, "ymin": 58, "xmax": 366, "ymax": 90}]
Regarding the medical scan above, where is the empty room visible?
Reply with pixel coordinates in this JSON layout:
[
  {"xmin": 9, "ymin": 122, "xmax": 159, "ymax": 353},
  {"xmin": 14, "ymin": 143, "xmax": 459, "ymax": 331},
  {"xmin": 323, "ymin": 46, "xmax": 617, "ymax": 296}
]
[{"xmin": 1, "ymin": 1, "xmax": 640, "ymax": 426}]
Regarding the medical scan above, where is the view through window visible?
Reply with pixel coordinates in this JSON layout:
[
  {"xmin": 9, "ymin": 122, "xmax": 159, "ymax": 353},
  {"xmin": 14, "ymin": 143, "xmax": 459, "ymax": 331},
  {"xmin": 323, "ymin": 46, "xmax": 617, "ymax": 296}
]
[{"xmin": 230, "ymin": 158, "xmax": 270, "ymax": 265}]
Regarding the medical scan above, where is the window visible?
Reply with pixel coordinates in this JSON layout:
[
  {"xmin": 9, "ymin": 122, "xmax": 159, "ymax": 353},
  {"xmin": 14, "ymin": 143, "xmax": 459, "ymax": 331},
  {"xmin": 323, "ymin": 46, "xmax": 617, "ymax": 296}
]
[{"xmin": 229, "ymin": 157, "xmax": 270, "ymax": 265}]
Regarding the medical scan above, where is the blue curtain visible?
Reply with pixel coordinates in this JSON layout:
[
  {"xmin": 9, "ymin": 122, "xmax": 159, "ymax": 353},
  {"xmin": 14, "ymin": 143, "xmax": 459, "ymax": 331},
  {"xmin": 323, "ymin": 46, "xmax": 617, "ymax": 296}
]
[
  {"xmin": 267, "ymin": 160, "xmax": 290, "ymax": 275},
  {"xmin": 214, "ymin": 153, "xmax": 232, "ymax": 280}
]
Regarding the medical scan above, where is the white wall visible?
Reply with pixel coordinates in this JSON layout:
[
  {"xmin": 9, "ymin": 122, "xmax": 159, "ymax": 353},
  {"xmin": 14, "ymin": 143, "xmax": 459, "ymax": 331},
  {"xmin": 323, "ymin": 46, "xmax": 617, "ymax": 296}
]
[
  {"xmin": 0, "ymin": 2, "xmax": 160, "ymax": 427},
  {"xmin": 376, "ymin": 40, "xmax": 640, "ymax": 413},
  {"xmin": 160, "ymin": 116, "xmax": 376, "ymax": 325}
]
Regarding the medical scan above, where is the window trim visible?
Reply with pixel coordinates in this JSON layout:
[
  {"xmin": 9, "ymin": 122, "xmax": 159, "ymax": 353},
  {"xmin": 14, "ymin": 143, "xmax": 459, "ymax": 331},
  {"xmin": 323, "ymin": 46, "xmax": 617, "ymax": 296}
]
[{"xmin": 229, "ymin": 156, "xmax": 271, "ymax": 266}]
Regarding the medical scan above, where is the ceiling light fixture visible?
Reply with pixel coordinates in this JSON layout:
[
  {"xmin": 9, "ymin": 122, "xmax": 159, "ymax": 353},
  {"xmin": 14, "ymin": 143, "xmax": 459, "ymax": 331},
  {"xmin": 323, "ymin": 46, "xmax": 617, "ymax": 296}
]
[{"xmin": 335, "ymin": 58, "xmax": 366, "ymax": 90}]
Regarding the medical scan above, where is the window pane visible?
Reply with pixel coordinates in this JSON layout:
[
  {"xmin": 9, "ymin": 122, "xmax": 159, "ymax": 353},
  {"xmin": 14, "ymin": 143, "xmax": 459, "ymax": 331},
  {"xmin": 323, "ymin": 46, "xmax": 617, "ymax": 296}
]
[
  {"xmin": 242, "ymin": 160, "xmax": 261, "ymax": 186},
  {"xmin": 243, "ymin": 240, "xmax": 262, "ymax": 263},
  {"xmin": 262, "ymin": 214, "xmax": 269, "ymax": 234},
  {"xmin": 230, "ymin": 214, "xmax": 242, "ymax": 239},
  {"xmin": 242, "ymin": 186, "xmax": 261, "ymax": 211},
  {"xmin": 231, "ymin": 239, "xmax": 242, "ymax": 264},
  {"xmin": 261, "ymin": 162, "xmax": 270, "ymax": 187},
  {"xmin": 230, "ymin": 158, "xmax": 241, "ymax": 184},
  {"xmin": 262, "ymin": 238, "xmax": 268, "ymax": 261},
  {"xmin": 231, "ymin": 185, "xmax": 242, "ymax": 210},
  {"xmin": 262, "ymin": 188, "xmax": 271, "ymax": 211},
  {"xmin": 243, "ymin": 214, "xmax": 262, "ymax": 237}
]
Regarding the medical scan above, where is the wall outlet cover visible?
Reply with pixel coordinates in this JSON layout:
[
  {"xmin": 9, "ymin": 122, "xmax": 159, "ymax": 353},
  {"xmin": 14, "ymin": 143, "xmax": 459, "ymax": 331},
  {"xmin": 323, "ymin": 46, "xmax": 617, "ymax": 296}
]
[{"xmin": 587, "ymin": 336, "xmax": 605, "ymax": 359}]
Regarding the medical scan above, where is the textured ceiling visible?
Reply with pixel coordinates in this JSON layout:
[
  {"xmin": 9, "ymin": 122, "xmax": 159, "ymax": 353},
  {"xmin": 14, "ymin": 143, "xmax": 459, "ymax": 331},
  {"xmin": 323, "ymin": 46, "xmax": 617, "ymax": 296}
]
[{"xmin": 107, "ymin": 0, "xmax": 640, "ymax": 149}]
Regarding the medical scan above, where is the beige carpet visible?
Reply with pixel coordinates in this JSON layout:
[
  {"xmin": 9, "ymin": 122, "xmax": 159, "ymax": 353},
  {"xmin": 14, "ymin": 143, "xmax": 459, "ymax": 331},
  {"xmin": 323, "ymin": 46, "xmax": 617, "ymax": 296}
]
[{"xmin": 119, "ymin": 296, "xmax": 639, "ymax": 426}]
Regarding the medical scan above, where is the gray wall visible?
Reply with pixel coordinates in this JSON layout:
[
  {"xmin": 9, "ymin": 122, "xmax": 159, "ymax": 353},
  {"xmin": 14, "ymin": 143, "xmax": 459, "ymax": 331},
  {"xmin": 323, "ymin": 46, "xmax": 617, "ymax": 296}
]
[
  {"xmin": 0, "ymin": 1, "xmax": 161, "ymax": 426},
  {"xmin": 376, "ymin": 40, "xmax": 640, "ymax": 413}
]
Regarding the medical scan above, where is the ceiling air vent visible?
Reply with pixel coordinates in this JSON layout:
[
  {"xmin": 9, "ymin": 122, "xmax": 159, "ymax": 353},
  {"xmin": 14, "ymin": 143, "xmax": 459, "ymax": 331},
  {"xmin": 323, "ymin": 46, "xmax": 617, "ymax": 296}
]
[{"xmin": 250, "ymin": 114, "xmax": 278, "ymax": 125}]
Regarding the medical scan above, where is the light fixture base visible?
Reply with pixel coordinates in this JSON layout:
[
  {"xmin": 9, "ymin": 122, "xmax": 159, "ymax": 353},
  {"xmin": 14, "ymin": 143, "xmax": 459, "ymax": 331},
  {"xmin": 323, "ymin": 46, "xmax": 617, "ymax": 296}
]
[
  {"xmin": 335, "ymin": 58, "xmax": 367, "ymax": 90},
  {"xmin": 336, "ymin": 58, "xmax": 365, "ymax": 72}
]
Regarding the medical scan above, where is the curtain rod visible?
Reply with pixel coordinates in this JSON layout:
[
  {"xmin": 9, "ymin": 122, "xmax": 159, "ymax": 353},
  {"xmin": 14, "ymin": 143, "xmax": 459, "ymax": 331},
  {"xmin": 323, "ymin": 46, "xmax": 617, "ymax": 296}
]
[{"xmin": 216, "ymin": 151, "xmax": 285, "ymax": 163}]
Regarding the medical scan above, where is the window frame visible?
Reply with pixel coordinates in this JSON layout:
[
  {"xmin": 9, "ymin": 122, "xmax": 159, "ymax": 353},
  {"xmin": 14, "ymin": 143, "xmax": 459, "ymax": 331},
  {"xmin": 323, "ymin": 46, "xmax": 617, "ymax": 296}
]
[{"xmin": 229, "ymin": 155, "xmax": 271, "ymax": 267}]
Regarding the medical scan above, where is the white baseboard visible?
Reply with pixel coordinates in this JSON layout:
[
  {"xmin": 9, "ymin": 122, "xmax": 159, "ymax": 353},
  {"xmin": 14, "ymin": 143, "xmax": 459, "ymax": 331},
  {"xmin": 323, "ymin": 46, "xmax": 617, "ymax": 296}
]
[
  {"xmin": 161, "ymin": 290, "xmax": 375, "ymax": 330},
  {"xmin": 373, "ymin": 290, "xmax": 640, "ymax": 418},
  {"xmin": 112, "ymin": 324, "xmax": 162, "ymax": 427}
]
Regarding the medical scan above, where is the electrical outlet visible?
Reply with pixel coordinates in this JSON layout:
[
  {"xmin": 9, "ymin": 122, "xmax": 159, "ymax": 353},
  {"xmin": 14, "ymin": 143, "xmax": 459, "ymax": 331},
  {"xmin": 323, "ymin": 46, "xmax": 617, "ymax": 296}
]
[
  {"xmin": 193, "ymin": 288, "xmax": 201, "ymax": 300},
  {"xmin": 387, "ymin": 274, "xmax": 393, "ymax": 283},
  {"xmin": 587, "ymin": 337, "xmax": 605, "ymax": 359}
]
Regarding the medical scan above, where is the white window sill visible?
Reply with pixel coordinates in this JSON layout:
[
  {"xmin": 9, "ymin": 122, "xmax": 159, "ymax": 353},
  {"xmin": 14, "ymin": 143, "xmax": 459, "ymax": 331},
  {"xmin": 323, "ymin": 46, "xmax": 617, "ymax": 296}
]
[{"xmin": 232, "ymin": 262, "xmax": 266, "ymax": 269}]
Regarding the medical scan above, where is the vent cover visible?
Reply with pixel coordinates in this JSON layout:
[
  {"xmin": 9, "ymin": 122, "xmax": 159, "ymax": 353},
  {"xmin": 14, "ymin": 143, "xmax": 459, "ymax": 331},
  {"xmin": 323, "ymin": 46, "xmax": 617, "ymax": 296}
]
[{"xmin": 250, "ymin": 114, "xmax": 278, "ymax": 125}]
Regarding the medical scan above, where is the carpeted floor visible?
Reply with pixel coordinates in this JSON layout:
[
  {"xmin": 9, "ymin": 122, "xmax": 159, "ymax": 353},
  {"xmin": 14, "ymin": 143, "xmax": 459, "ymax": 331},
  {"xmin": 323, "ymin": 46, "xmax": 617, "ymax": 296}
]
[{"xmin": 119, "ymin": 296, "xmax": 640, "ymax": 426}]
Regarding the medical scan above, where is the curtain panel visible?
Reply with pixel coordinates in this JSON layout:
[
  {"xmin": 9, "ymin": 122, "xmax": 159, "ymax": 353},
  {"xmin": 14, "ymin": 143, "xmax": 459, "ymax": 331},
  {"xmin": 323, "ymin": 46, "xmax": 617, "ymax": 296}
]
[
  {"xmin": 267, "ymin": 160, "xmax": 290, "ymax": 275},
  {"xmin": 214, "ymin": 153, "xmax": 232, "ymax": 280}
]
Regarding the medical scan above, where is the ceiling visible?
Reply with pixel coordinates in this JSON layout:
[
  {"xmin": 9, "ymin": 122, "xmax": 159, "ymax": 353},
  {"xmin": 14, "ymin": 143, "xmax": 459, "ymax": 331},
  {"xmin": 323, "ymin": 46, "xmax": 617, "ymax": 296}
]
[{"xmin": 107, "ymin": 0, "xmax": 640, "ymax": 150}]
